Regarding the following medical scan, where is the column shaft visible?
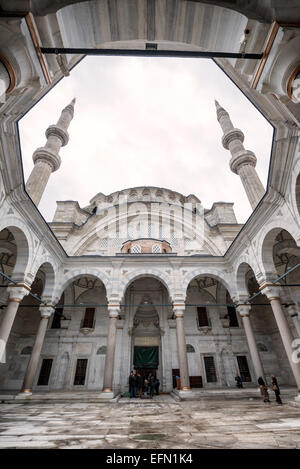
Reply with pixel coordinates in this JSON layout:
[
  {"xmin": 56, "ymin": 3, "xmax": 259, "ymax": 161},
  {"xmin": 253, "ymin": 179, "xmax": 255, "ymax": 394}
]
[
  {"xmin": 175, "ymin": 314, "xmax": 190, "ymax": 390},
  {"xmin": 241, "ymin": 314, "xmax": 265, "ymax": 380},
  {"xmin": 0, "ymin": 299, "xmax": 20, "ymax": 361},
  {"xmin": 20, "ymin": 315, "xmax": 49, "ymax": 393},
  {"xmin": 102, "ymin": 313, "xmax": 118, "ymax": 392},
  {"xmin": 270, "ymin": 297, "xmax": 300, "ymax": 391}
]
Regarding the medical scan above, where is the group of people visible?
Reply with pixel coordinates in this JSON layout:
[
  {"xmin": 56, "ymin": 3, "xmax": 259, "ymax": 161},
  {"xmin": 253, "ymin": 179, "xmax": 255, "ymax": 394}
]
[
  {"xmin": 258, "ymin": 375, "xmax": 282, "ymax": 405},
  {"xmin": 128, "ymin": 371, "xmax": 160, "ymax": 398},
  {"xmin": 235, "ymin": 374, "xmax": 282, "ymax": 404}
]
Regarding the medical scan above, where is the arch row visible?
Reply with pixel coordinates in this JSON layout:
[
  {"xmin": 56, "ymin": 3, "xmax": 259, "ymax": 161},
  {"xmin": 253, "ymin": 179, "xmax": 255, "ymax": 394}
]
[{"xmin": 2, "ymin": 213, "xmax": 300, "ymax": 307}]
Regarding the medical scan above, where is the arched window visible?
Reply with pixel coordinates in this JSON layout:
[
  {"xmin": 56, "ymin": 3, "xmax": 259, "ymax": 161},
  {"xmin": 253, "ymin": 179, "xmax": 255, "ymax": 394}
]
[
  {"xmin": 186, "ymin": 344, "xmax": 195, "ymax": 353},
  {"xmin": 257, "ymin": 343, "xmax": 268, "ymax": 352},
  {"xmin": 152, "ymin": 244, "xmax": 161, "ymax": 253},
  {"xmin": 132, "ymin": 244, "xmax": 141, "ymax": 254},
  {"xmin": 20, "ymin": 346, "xmax": 32, "ymax": 355},
  {"xmin": 97, "ymin": 346, "xmax": 107, "ymax": 355}
]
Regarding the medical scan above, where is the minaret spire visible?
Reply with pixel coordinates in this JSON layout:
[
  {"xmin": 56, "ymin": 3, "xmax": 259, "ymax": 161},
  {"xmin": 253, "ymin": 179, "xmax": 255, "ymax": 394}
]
[
  {"xmin": 215, "ymin": 100, "xmax": 265, "ymax": 210},
  {"xmin": 26, "ymin": 98, "xmax": 76, "ymax": 206}
]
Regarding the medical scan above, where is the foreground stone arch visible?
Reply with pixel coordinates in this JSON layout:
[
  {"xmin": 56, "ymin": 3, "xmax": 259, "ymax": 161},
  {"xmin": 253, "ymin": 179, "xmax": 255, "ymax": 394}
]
[
  {"xmin": 182, "ymin": 268, "xmax": 235, "ymax": 299},
  {"xmin": 0, "ymin": 217, "xmax": 33, "ymax": 283},
  {"xmin": 119, "ymin": 268, "xmax": 174, "ymax": 302},
  {"xmin": 258, "ymin": 224, "xmax": 300, "ymax": 279},
  {"xmin": 53, "ymin": 268, "xmax": 110, "ymax": 304}
]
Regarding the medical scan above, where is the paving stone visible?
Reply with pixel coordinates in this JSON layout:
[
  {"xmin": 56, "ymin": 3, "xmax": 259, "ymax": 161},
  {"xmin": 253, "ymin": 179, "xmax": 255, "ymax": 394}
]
[{"xmin": 0, "ymin": 397, "xmax": 300, "ymax": 448}]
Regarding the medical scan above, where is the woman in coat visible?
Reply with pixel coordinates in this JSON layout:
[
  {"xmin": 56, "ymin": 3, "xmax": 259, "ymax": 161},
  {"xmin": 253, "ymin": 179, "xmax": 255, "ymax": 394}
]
[
  {"xmin": 271, "ymin": 375, "xmax": 282, "ymax": 405},
  {"xmin": 258, "ymin": 376, "xmax": 271, "ymax": 403}
]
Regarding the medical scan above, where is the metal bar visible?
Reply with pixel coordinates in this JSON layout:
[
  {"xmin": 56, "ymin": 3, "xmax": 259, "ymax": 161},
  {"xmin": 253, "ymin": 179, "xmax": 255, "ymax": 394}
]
[
  {"xmin": 0, "ymin": 271, "xmax": 42, "ymax": 303},
  {"xmin": 278, "ymin": 284, "xmax": 300, "ymax": 287},
  {"xmin": 25, "ymin": 13, "xmax": 51, "ymax": 85},
  {"xmin": 247, "ymin": 263, "xmax": 300, "ymax": 303},
  {"xmin": 251, "ymin": 22, "xmax": 279, "ymax": 89},
  {"xmin": 40, "ymin": 47, "xmax": 263, "ymax": 60}
]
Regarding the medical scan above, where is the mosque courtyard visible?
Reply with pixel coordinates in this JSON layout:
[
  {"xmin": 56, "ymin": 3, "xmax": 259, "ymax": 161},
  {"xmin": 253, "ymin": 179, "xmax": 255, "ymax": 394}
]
[{"xmin": 0, "ymin": 391, "xmax": 300, "ymax": 449}]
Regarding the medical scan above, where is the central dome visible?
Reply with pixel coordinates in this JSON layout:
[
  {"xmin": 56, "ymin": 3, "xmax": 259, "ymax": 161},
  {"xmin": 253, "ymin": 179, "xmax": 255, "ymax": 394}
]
[{"xmin": 86, "ymin": 186, "xmax": 201, "ymax": 212}]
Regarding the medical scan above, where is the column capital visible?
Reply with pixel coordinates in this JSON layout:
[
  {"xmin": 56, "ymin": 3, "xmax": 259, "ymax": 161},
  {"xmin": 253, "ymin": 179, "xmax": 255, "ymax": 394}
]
[
  {"xmin": 173, "ymin": 304, "xmax": 185, "ymax": 318},
  {"xmin": 107, "ymin": 304, "xmax": 120, "ymax": 318},
  {"xmin": 236, "ymin": 304, "xmax": 251, "ymax": 317},
  {"xmin": 6, "ymin": 284, "xmax": 31, "ymax": 302},
  {"xmin": 39, "ymin": 305, "xmax": 55, "ymax": 318},
  {"xmin": 259, "ymin": 282, "xmax": 281, "ymax": 300}
]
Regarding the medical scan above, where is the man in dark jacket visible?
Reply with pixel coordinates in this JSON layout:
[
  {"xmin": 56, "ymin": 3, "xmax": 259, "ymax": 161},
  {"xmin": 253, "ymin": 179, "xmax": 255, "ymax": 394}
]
[
  {"xmin": 155, "ymin": 378, "xmax": 160, "ymax": 395},
  {"xmin": 148, "ymin": 373, "xmax": 155, "ymax": 398},
  {"xmin": 129, "ymin": 371, "xmax": 137, "ymax": 398},
  {"xmin": 136, "ymin": 372, "xmax": 143, "ymax": 398}
]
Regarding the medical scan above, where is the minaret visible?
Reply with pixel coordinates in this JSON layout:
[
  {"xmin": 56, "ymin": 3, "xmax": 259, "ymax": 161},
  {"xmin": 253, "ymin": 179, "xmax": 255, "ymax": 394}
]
[
  {"xmin": 26, "ymin": 98, "xmax": 76, "ymax": 206},
  {"xmin": 215, "ymin": 100, "xmax": 265, "ymax": 210}
]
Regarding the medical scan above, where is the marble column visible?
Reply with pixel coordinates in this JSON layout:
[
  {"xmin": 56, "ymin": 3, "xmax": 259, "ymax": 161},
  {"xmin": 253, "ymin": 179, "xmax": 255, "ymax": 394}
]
[
  {"xmin": 236, "ymin": 304, "xmax": 265, "ymax": 381},
  {"xmin": 262, "ymin": 285, "xmax": 300, "ymax": 396},
  {"xmin": 18, "ymin": 306, "xmax": 54, "ymax": 395},
  {"xmin": 174, "ymin": 306, "xmax": 191, "ymax": 391},
  {"xmin": 0, "ymin": 284, "xmax": 30, "ymax": 363},
  {"xmin": 101, "ymin": 305, "xmax": 120, "ymax": 396}
]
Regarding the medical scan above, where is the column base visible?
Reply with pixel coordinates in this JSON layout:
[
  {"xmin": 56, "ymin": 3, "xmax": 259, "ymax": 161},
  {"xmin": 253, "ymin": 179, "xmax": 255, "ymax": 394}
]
[
  {"xmin": 174, "ymin": 388, "xmax": 193, "ymax": 399},
  {"xmin": 16, "ymin": 390, "xmax": 32, "ymax": 399},
  {"xmin": 99, "ymin": 389, "xmax": 115, "ymax": 399}
]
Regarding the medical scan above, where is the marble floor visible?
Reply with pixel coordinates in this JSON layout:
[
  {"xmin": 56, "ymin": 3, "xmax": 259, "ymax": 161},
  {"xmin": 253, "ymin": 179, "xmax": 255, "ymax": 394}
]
[{"xmin": 0, "ymin": 394, "xmax": 300, "ymax": 449}]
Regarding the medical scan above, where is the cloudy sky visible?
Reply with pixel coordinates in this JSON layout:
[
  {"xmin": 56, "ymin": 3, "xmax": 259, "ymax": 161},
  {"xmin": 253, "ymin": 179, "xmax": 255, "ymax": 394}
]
[{"xmin": 19, "ymin": 56, "xmax": 273, "ymax": 224}]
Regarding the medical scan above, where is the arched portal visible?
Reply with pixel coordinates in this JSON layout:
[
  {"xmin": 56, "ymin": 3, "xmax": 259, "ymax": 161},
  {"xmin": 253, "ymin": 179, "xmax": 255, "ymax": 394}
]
[
  {"xmin": 48, "ymin": 274, "xmax": 108, "ymax": 391},
  {"xmin": 185, "ymin": 274, "xmax": 253, "ymax": 388},
  {"xmin": 0, "ymin": 262, "xmax": 51, "ymax": 391},
  {"xmin": 236, "ymin": 260, "xmax": 296, "ymax": 385},
  {"xmin": 121, "ymin": 276, "xmax": 171, "ymax": 392}
]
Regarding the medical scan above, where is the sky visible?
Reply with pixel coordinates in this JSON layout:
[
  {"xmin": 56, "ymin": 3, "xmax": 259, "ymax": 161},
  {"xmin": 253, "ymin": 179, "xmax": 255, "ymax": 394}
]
[{"xmin": 19, "ymin": 56, "xmax": 273, "ymax": 224}]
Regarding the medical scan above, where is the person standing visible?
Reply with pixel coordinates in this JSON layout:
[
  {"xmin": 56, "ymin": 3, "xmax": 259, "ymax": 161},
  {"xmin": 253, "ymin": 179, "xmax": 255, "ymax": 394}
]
[
  {"xmin": 129, "ymin": 371, "xmax": 137, "ymax": 398},
  {"xmin": 271, "ymin": 375, "xmax": 282, "ymax": 405},
  {"xmin": 144, "ymin": 376, "xmax": 149, "ymax": 397},
  {"xmin": 258, "ymin": 376, "xmax": 270, "ymax": 403},
  {"xmin": 235, "ymin": 375, "xmax": 243, "ymax": 388},
  {"xmin": 137, "ymin": 371, "xmax": 143, "ymax": 398},
  {"xmin": 148, "ymin": 373, "xmax": 155, "ymax": 398},
  {"xmin": 155, "ymin": 378, "xmax": 160, "ymax": 395}
]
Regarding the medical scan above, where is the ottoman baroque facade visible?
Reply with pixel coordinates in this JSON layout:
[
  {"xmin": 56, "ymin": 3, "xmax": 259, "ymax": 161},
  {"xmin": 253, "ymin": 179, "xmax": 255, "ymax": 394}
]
[{"xmin": 0, "ymin": 0, "xmax": 300, "ymax": 400}]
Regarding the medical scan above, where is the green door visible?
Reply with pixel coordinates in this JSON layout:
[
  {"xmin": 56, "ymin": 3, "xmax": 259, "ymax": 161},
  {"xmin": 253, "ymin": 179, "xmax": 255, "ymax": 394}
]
[{"xmin": 134, "ymin": 346, "xmax": 159, "ymax": 369}]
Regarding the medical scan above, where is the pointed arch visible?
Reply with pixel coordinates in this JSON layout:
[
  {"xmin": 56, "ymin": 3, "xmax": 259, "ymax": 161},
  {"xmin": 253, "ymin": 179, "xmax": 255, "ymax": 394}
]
[
  {"xmin": 119, "ymin": 268, "xmax": 173, "ymax": 302},
  {"xmin": 182, "ymin": 268, "xmax": 235, "ymax": 299},
  {"xmin": 53, "ymin": 268, "xmax": 110, "ymax": 304}
]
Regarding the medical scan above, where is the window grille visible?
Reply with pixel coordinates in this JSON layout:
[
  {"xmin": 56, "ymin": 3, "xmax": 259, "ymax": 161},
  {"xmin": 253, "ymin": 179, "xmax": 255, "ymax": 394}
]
[
  {"xmin": 237, "ymin": 356, "xmax": 251, "ymax": 382},
  {"xmin": 204, "ymin": 356, "xmax": 217, "ymax": 383},
  {"xmin": 197, "ymin": 307, "xmax": 209, "ymax": 327},
  {"xmin": 81, "ymin": 308, "xmax": 95, "ymax": 329},
  {"xmin": 74, "ymin": 359, "xmax": 88, "ymax": 385},
  {"xmin": 37, "ymin": 359, "xmax": 53, "ymax": 386}
]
